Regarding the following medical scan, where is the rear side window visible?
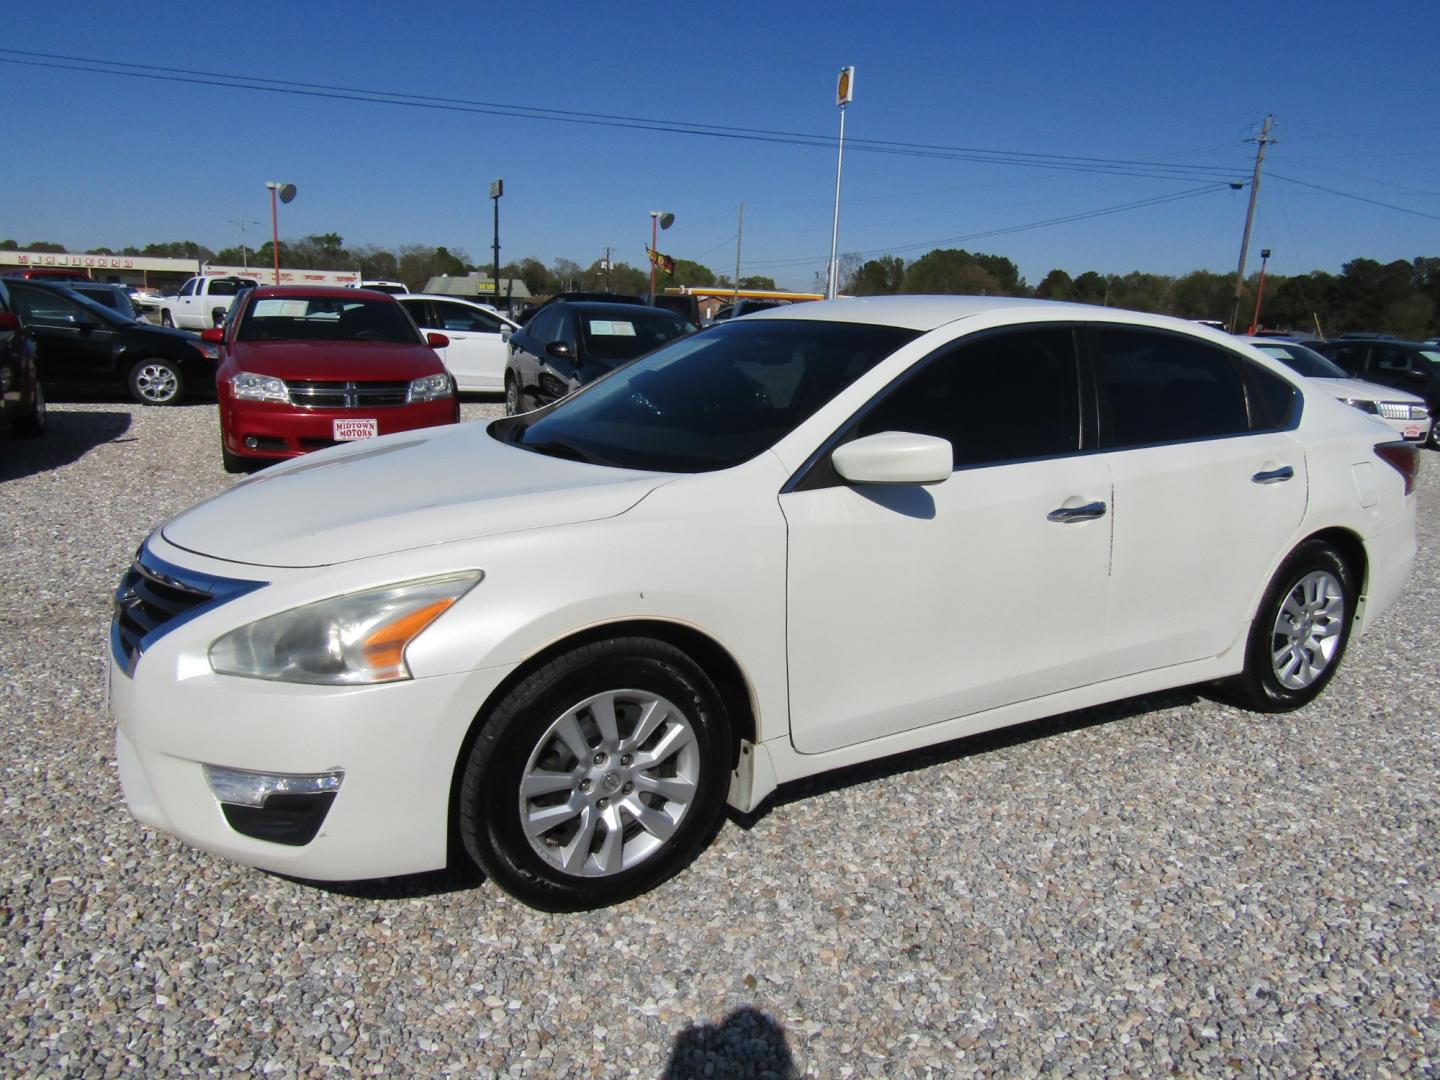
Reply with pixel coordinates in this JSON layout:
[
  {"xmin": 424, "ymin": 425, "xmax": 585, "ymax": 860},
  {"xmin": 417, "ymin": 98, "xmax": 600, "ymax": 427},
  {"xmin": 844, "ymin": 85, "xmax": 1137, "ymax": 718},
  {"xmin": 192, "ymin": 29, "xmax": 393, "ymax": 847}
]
[
  {"xmin": 854, "ymin": 327, "xmax": 1080, "ymax": 468},
  {"xmin": 1096, "ymin": 329, "xmax": 1252, "ymax": 447}
]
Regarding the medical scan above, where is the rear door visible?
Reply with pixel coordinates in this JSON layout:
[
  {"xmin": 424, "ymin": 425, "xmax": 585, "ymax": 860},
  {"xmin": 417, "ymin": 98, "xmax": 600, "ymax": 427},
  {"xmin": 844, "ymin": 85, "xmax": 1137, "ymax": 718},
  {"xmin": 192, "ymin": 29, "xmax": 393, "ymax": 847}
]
[
  {"xmin": 7, "ymin": 285, "xmax": 116, "ymax": 381},
  {"xmin": 428, "ymin": 300, "xmax": 511, "ymax": 391},
  {"xmin": 1092, "ymin": 327, "xmax": 1307, "ymax": 678}
]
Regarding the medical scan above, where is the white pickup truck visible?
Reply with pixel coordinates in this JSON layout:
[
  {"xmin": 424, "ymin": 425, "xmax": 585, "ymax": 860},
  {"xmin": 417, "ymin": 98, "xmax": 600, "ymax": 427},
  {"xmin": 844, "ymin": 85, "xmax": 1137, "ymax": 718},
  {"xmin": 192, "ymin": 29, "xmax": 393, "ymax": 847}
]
[{"xmin": 158, "ymin": 275, "xmax": 259, "ymax": 329}]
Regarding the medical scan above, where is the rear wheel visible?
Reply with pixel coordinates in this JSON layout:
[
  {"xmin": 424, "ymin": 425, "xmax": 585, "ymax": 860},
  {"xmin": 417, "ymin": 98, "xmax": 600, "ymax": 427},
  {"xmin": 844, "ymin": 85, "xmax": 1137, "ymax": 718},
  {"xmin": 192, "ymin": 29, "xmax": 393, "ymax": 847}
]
[
  {"xmin": 160, "ymin": 310, "xmax": 174, "ymax": 328},
  {"xmin": 459, "ymin": 638, "xmax": 732, "ymax": 910},
  {"xmin": 15, "ymin": 380, "xmax": 45, "ymax": 437},
  {"xmin": 127, "ymin": 358, "xmax": 183, "ymax": 405},
  {"xmin": 1222, "ymin": 539, "xmax": 1356, "ymax": 712}
]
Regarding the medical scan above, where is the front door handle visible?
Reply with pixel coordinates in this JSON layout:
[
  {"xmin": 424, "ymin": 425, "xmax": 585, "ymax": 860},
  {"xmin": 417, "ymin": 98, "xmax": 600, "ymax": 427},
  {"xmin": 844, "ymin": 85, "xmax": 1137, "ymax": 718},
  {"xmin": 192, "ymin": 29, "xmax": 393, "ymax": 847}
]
[
  {"xmin": 1047, "ymin": 500, "xmax": 1107, "ymax": 523},
  {"xmin": 1252, "ymin": 465, "xmax": 1294, "ymax": 484}
]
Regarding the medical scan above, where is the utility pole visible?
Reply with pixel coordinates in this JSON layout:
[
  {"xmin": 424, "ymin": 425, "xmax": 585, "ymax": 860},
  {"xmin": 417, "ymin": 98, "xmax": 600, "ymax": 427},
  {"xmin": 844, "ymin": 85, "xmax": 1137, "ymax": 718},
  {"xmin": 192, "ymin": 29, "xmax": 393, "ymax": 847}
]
[
  {"xmin": 733, "ymin": 204, "xmax": 744, "ymax": 303},
  {"xmin": 490, "ymin": 179, "xmax": 503, "ymax": 309},
  {"xmin": 1229, "ymin": 115, "xmax": 1275, "ymax": 333},
  {"xmin": 827, "ymin": 67, "xmax": 855, "ymax": 300}
]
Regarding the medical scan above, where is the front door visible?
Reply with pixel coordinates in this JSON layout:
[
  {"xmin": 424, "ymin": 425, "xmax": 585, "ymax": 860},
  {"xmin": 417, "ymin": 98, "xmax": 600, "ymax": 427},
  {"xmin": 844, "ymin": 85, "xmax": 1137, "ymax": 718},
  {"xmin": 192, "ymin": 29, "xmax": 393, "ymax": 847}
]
[{"xmin": 783, "ymin": 326, "xmax": 1114, "ymax": 755}]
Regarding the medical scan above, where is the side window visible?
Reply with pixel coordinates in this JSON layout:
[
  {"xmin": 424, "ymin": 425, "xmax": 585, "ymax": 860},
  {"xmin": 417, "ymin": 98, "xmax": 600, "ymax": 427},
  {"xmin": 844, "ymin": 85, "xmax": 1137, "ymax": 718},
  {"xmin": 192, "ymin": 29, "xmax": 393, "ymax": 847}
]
[
  {"xmin": 179, "ymin": 279, "xmax": 196, "ymax": 297},
  {"xmin": 398, "ymin": 299, "xmax": 431, "ymax": 328},
  {"xmin": 12, "ymin": 286, "xmax": 80, "ymax": 322},
  {"xmin": 434, "ymin": 301, "xmax": 500, "ymax": 333},
  {"xmin": 209, "ymin": 279, "xmax": 239, "ymax": 297},
  {"xmin": 1244, "ymin": 361, "xmax": 1299, "ymax": 430},
  {"xmin": 854, "ymin": 327, "xmax": 1080, "ymax": 468},
  {"xmin": 1097, "ymin": 329, "xmax": 1251, "ymax": 447},
  {"xmin": 1325, "ymin": 345, "xmax": 1366, "ymax": 373},
  {"xmin": 554, "ymin": 312, "xmax": 579, "ymax": 353},
  {"xmin": 1373, "ymin": 347, "xmax": 1413, "ymax": 373}
]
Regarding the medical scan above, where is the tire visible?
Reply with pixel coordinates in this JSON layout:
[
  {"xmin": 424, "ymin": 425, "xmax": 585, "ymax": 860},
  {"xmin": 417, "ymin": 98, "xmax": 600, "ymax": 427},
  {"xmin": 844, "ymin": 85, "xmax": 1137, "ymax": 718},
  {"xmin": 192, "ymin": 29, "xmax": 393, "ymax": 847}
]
[
  {"xmin": 127, "ymin": 358, "xmax": 183, "ymax": 405},
  {"xmin": 504, "ymin": 374, "xmax": 521, "ymax": 416},
  {"xmin": 160, "ymin": 310, "xmax": 174, "ymax": 328},
  {"xmin": 459, "ymin": 637, "xmax": 732, "ymax": 911},
  {"xmin": 221, "ymin": 439, "xmax": 252, "ymax": 474},
  {"xmin": 1426, "ymin": 422, "xmax": 1438, "ymax": 451},
  {"xmin": 1222, "ymin": 539, "xmax": 1357, "ymax": 712},
  {"xmin": 15, "ymin": 380, "xmax": 45, "ymax": 437}
]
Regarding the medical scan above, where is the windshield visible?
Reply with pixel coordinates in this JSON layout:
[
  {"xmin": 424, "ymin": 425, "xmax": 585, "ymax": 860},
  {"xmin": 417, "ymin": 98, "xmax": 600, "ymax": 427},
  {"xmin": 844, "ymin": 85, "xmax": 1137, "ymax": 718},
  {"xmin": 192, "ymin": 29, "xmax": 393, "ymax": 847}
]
[
  {"xmin": 237, "ymin": 296, "xmax": 421, "ymax": 344},
  {"xmin": 497, "ymin": 319, "xmax": 919, "ymax": 472},
  {"xmin": 1254, "ymin": 342, "xmax": 1347, "ymax": 378},
  {"xmin": 580, "ymin": 311, "xmax": 693, "ymax": 366}
]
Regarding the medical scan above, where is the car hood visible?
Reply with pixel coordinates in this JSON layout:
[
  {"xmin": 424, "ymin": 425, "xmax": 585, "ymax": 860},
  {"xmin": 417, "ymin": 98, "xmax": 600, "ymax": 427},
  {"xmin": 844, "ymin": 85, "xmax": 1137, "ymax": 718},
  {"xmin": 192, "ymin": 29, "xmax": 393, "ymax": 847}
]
[
  {"xmin": 224, "ymin": 340, "xmax": 444, "ymax": 379},
  {"xmin": 1310, "ymin": 375, "xmax": 1426, "ymax": 404},
  {"xmin": 119, "ymin": 322, "xmax": 201, "ymax": 344},
  {"xmin": 161, "ymin": 421, "xmax": 673, "ymax": 567}
]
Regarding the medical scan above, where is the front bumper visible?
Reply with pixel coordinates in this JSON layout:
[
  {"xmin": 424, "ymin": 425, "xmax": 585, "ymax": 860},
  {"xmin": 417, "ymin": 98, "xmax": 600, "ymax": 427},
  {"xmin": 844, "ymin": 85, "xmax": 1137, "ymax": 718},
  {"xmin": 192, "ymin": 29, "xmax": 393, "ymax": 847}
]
[
  {"xmin": 220, "ymin": 397, "xmax": 459, "ymax": 460},
  {"xmin": 110, "ymin": 574, "xmax": 516, "ymax": 880}
]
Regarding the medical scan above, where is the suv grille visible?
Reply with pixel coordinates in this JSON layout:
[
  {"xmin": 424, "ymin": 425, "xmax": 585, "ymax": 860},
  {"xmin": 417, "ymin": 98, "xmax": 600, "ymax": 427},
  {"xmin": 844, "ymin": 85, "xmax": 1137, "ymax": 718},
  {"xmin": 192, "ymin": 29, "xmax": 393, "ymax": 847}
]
[
  {"xmin": 287, "ymin": 380, "xmax": 410, "ymax": 408},
  {"xmin": 111, "ymin": 547, "xmax": 264, "ymax": 673}
]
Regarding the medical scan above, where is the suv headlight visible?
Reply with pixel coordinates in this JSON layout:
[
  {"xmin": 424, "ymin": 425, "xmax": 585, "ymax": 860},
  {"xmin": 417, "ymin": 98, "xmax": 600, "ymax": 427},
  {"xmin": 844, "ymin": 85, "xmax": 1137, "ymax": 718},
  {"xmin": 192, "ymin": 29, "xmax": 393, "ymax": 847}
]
[
  {"xmin": 1340, "ymin": 397, "xmax": 1379, "ymax": 414},
  {"xmin": 408, "ymin": 373, "xmax": 453, "ymax": 402},
  {"xmin": 232, "ymin": 371, "xmax": 290, "ymax": 403},
  {"xmin": 209, "ymin": 572, "xmax": 483, "ymax": 684}
]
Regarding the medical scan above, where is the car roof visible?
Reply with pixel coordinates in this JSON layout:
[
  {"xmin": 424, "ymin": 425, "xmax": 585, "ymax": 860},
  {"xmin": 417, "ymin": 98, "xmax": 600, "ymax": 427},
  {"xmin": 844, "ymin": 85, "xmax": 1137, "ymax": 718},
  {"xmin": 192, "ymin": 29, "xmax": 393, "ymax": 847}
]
[
  {"xmin": 250, "ymin": 285, "xmax": 397, "ymax": 301},
  {"xmin": 740, "ymin": 295, "xmax": 1212, "ymax": 334}
]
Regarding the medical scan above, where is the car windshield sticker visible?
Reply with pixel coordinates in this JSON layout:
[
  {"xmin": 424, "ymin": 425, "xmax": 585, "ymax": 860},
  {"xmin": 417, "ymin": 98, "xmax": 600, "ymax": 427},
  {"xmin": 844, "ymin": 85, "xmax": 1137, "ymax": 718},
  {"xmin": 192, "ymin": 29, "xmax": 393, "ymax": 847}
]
[{"xmin": 588, "ymin": 320, "xmax": 637, "ymax": 337}]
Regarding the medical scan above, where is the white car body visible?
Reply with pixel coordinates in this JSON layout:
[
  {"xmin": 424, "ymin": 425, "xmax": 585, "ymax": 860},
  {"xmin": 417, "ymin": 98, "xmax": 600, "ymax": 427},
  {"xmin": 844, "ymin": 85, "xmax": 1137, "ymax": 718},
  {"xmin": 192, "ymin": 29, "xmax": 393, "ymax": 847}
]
[
  {"xmin": 161, "ymin": 275, "xmax": 259, "ymax": 330},
  {"xmin": 396, "ymin": 294, "xmax": 520, "ymax": 392},
  {"xmin": 110, "ymin": 298, "xmax": 1418, "ymax": 893},
  {"xmin": 1243, "ymin": 336, "xmax": 1432, "ymax": 443}
]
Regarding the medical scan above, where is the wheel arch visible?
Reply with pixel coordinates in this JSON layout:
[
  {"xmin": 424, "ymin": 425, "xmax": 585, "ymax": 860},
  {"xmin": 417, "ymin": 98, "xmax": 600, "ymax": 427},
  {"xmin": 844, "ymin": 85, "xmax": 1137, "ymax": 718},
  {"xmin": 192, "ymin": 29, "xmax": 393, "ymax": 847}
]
[
  {"xmin": 445, "ymin": 618, "xmax": 758, "ymax": 864},
  {"xmin": 1303, "ymin": 526, "xmax": 1369, "ymax": 622}
]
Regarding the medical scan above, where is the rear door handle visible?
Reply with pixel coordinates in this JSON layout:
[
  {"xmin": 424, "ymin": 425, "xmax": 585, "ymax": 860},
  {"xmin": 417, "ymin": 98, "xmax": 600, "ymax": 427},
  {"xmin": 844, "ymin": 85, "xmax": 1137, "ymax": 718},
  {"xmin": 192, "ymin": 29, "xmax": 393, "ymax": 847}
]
[
  {"xmin": 1047, "ymin": 500, "xmax": 1107, "ymax": 523},
  {"xmin": 1252, "ymin": 465, "xmax": 1294, "ymax": 484}
]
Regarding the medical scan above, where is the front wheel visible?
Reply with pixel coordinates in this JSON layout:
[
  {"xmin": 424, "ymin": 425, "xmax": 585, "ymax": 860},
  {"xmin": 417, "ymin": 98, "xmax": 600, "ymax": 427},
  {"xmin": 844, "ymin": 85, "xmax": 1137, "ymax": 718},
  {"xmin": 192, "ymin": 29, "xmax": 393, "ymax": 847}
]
[
  {"xmin": 160, "ymin": 310, "xmax": 174, "ymax": 329},
  {"xmin": 504, "ymin": 374, "xmax": 521, "ymax": 416},
  {"xmin": 1222, "ymin": 539, "xmax": 1356, "ymax": 712},
  {"xmin": 15, "ymin": 379, "xmax": 45, "ymax": 436},
  {"xmin": 459, "ymin": 638, "xmax": 732, "ymax": 910},
  {"xmin": 127, "ymin": 358, "xmax": 183, "ymax": 405}
]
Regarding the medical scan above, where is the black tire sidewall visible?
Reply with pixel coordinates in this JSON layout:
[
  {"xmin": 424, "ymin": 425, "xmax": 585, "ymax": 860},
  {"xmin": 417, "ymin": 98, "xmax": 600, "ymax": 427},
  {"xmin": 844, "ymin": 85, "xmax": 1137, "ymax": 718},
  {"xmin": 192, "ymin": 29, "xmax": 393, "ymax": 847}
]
[
  {"xmin": 461, "ymin": 640, "xmax": 731, "ymax": 910},
  {"xmin": 1241, "ymin": 540, "xmax": 1356, "ymax": 711}
]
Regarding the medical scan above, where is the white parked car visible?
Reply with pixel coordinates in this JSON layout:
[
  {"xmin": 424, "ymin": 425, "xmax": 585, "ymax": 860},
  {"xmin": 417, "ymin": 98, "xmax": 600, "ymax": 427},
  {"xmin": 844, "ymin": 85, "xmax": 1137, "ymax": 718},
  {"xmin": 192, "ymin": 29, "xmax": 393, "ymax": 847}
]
[
  {"xmin": 110, "ymin": 297, "xmax": 1418, "ymax": 910},
  {"xmin": 1242, "ymin": 336, "xmax": 1432, "ymax": 443},
  {"xmin": 396, "ymin": 294, "xmax": 520, "ymax": 392}
]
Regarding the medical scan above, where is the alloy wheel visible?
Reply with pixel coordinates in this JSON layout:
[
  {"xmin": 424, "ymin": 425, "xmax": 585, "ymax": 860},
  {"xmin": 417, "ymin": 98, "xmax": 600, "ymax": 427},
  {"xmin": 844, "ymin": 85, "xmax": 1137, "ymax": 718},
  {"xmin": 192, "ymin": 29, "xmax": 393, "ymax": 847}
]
[
  {"xmin": 134, "ymin": 363, "xmax": 179, "ymax": 403},
  {"xmin": 1270, "ymin": 569, "xmax": 1346, "ymax": 690}
]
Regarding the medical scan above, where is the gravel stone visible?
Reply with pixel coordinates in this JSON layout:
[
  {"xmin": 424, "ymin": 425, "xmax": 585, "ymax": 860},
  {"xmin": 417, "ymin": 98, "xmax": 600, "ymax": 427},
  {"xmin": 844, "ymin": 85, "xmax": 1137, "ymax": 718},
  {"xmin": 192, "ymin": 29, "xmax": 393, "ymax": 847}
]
[{"xmin": 2, "ymin": 400, "xmax": 1438, "ymax": 1076}]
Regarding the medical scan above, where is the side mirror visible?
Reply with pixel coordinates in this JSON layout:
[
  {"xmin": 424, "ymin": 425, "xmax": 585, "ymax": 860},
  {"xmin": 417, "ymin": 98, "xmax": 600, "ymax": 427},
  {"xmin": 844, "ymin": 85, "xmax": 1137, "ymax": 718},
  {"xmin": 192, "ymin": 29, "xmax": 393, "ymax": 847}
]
[
  {"xmin": 200, "ymin": 327, "xmax": 225, "ymax": 344},
  {"xmin": 545, "ymin": 341, "xmax": 573, "ymax": 361},
  {"xmin": 831, "ymin": 432, "xmax": 953, "ymax": 486},
  {"xmin": 0, "ymin": 312, "xmax": 19, "ymax": 332},
  {"xmin": 426, "ymin": 331, "xmax": 450, "ymax": 348}
]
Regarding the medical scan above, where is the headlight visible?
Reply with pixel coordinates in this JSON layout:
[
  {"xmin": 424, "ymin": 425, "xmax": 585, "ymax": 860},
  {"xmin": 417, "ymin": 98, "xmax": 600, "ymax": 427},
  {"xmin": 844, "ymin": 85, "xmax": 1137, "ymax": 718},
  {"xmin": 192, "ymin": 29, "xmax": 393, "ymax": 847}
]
[
  {"xmin": 193, "ymin": 340, "xmax": 221, "ymax": 361},
  {"xmin": 209, "ymin": 572, "xmax": 483, "ymax": 684},
  {"xmin": 232, "ymin": 371, "xmax": 290, "ymax": 403},
  {"xmin": 408, "ymin": 373, "xmax": 453, "ymax": 402},
  {"xmin": 1341, "ymin": 397, "xmax": 1379, "ymax": 415}
]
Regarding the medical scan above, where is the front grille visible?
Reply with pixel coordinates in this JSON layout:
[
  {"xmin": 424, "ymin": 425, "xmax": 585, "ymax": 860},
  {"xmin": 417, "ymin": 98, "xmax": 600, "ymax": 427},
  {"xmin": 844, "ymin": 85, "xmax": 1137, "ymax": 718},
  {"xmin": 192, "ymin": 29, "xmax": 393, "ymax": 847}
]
[
  {"xmin": 286, "ymin": 380, "xmax": 410, "ymax": 408},
  {"xmin": 1376, "ymin": 401, "xmax": 1429, "ymax": 421},
  {"xmin": 111, "ymin": 545, "xmax": 265, "ymax": 673}
]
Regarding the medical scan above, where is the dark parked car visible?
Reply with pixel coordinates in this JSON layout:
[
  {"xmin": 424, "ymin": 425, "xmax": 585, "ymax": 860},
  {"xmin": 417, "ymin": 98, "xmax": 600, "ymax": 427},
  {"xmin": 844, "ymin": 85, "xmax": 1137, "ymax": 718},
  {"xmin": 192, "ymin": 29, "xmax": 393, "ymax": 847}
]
[
  {"xmin": 4, "ymin": 279, "xmax": 214, "ymax": 405},
  {"xmin": 61, "ymin": 281, "xmax": 140, "ymax": 322},
  {"xmin": 1310, "ymin": 337, "xmax": 1440, "ymax": 447},
  {"xmin": 211, "ymin": 286, "xmax": 459, "ymax": 472},
  {"xmin": 0, "ymin": 280, "xmax": 45, "ymax": 437},
  {"xmin": 504, "ymin": 301, "xmax": 694, "ymax": 414}
]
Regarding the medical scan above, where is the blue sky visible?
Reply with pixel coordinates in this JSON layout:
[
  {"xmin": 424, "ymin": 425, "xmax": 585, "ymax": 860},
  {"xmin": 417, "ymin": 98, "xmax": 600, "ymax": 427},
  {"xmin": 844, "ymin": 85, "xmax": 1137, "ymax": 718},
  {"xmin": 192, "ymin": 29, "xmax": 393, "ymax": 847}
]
[{"xmin": 4, "ymin": 1, "xmax": 1437, "ymax": 291}]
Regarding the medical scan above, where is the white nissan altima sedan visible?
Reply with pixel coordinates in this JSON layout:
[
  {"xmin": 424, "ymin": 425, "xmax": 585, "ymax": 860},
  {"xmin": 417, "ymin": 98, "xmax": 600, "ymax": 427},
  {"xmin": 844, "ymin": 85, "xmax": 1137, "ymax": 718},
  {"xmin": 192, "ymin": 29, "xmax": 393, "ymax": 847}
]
[{"xmin": 110, "ymin": 296, "xmax": 1419, "ymax": 910}]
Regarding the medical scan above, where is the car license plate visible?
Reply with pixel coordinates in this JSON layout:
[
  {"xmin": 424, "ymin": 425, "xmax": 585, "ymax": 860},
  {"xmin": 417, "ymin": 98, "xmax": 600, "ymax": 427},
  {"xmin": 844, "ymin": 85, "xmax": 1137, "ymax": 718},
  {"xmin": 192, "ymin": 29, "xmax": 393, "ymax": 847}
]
[
  {"xmin": 334, "ymin": 419, "xmax": 378, "ymax": 441},
  {"xmin": 1405, "ymin": 425, "xmax": 1421, "ymax": 439}
]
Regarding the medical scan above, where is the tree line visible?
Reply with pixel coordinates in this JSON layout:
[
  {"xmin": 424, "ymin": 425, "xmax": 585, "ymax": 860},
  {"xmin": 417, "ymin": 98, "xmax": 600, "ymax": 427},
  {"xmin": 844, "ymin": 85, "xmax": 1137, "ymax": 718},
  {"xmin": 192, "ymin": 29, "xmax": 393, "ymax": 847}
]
[
  {"xmin": 7, "ymin": 236, "xmax": 1437, "ymax": 337},
  {"xmin": 841, "ymin": 249, "xmax": 1440, "ymax": 339}
]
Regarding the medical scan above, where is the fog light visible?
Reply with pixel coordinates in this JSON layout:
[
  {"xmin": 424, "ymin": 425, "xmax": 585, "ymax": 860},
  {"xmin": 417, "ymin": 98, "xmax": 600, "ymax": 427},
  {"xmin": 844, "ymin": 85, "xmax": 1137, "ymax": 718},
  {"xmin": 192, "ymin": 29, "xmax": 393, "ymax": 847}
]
[
  {"xmin": 244, "ymin": 436, "xmax": 259, "ymax": 449},
  {"xmin": 205, "ymin": 766, "xmax": 344, "ymax": 846},
  {"xmin": 205, "ymin": 765, "xmax": 344, "ymax": 807}
]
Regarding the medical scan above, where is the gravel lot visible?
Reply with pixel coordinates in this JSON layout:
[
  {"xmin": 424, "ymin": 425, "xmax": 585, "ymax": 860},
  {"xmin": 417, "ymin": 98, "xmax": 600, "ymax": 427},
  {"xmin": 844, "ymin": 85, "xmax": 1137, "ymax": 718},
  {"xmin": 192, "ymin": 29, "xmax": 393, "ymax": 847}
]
[{"xmin": 3, "ymin": 399, "xmax": 1438, "ymax": 1077}]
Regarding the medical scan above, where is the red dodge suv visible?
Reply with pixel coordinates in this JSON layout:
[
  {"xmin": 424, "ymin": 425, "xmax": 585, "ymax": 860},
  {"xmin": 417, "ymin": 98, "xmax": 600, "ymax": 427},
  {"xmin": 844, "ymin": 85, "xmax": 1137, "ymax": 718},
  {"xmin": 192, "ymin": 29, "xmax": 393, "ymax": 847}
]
[{"xmin": 209, "ymin": 286, "xmax": 458, "ymax": 472}]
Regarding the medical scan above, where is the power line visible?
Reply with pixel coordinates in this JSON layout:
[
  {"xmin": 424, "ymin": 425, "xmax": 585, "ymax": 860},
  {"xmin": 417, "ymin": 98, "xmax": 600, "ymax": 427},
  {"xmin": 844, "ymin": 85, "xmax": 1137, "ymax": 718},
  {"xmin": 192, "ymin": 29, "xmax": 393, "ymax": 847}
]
[
  {"xmin": 0, "ymin": 48, "xmax": 1244, "ymax": 185},
  {"xmin": 1268, "ymin": 172, "xmax": 1440, "ymax": 223}
]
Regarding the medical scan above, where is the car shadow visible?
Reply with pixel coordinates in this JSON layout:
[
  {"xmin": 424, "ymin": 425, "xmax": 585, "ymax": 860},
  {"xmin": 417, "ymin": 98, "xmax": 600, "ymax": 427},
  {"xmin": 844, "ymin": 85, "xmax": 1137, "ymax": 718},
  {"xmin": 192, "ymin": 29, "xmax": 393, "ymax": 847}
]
[
  {"xmin": 663, "ymin": 1007, "xmax": 797, "ymax": 1079},
  {"xmin": 0, "ymin": 408, "xmax": 132, "ymax": 483},
  {"xmin": 728, "ymin": 686, "xmax": 1203, "ymax": 829}
]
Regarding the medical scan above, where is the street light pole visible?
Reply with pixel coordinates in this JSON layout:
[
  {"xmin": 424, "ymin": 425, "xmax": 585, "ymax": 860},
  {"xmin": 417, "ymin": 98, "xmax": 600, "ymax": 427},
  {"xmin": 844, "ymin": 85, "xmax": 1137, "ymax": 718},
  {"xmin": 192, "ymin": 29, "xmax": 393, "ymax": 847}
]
[
  {"xmin": 490, "ymin": 179, "xmax": 503, "ymax": 310},
  {"xmin": 265, "ymin": 181, "xmax": 297, "ymax": 286},
  {"xmin": 827, "ymin": 66, "xmax": 855, "ymax": 301},
  {"xmin": 229, "ymin": 219, "xmax": 260, "ymax": 270},
  {"xmin": 648, "ymin": 210, "xmax": 674, "ymax": 298},
  {"xmin": 1249, "ymin": 248, "xmax": 1272, "ymax": 335}
]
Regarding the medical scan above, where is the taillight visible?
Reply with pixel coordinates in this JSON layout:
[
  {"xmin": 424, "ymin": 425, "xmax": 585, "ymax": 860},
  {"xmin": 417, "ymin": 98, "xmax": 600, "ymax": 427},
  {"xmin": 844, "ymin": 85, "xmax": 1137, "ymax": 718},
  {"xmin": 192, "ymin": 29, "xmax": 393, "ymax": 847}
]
[{"xmin": 1374, "ymin": 441, "xmax": 1419, "ymax": 496}]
